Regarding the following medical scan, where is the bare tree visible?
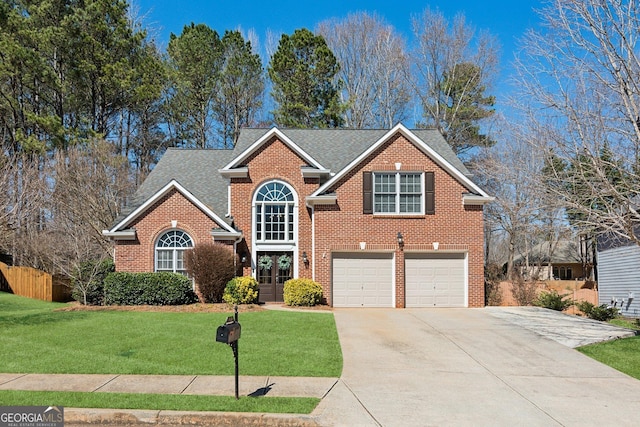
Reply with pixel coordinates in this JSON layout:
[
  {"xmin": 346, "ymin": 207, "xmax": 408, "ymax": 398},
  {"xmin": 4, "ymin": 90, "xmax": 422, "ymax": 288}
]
[
  {"xmin": 474, "ymin": 128, "xmax": 570, "ymax": 280},
  {"xmin": 410, "ymin": 7, "xmax": 500, "ymax": 154},
  {"xmin": 317, "ymin": 12, "xmax": 411, "ymax": 128},
  {"xmin": 0, "ymin": 154, "xmax": 47, "ymax": 266},
  {"xmin": 514, "ymin": 0, "xmax": 640, "ymax": 245}
]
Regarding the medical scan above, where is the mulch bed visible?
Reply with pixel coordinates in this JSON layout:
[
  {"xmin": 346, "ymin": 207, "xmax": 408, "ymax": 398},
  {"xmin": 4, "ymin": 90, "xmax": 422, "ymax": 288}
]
[{"xmin": 55, "ymin": 302, "xmax": 333, "ymax": 313}]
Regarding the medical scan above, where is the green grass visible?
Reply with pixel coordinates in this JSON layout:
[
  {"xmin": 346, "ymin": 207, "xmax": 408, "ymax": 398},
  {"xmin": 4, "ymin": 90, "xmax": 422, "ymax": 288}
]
[
  {"xmin": 609, "ymin": 317, "xmax": 640, "ymax": 330},
  {"xmin": 0, "ymin": 292, "xmax": 342, "ymax": 377},
  {"xmin": 577, "ymin": 336, "xmax": 640, "ymax": 380},
  {"xmin": 0, "ymin": 390, "xmax": 319, "ymax": 414}
]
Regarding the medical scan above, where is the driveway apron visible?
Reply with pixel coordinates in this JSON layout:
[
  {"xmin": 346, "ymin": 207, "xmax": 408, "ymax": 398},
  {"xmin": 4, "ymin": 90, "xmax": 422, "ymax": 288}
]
[{"xmin": 314, "ymin": 308, "xmax": 640, "ymax": 427}]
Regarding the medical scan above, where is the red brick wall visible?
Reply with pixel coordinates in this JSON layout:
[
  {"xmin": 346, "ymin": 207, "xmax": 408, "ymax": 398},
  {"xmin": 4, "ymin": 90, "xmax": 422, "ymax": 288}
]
[
  {"xmin": 312, "ymin": 134, "xmax": 485, "ymax": 307},
  {"xmin": 230, "ymin": 136, "xmax": 316, "ymax": 279},
  {"xmin": 114, "ymin": 132, "xmax": 486, "ymax": 307},
  {"xmin": 114, "ymin": 189, "xmax": 219, "ymax": 272}
]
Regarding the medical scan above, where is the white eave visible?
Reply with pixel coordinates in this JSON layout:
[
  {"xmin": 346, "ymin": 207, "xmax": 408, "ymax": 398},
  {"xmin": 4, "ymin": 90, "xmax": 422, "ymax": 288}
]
[
  {"xmin": 301, "ymin": 166, "xmax": 331, "ymax": 179},
  {"xmin": 463, "ymin": 194, "xmax": 495, "ymax": 205},
  {"xmin": 211, "ymin": 229, "xmax": 244, "ymax": 240},
  {"xmin": 306, "ymin": 194, "xmax": 338, "ymax": 207},
  {"xmin": 103, "ymin": 179, "xmax": 237, "ymax": 236},
  {"xmin": 219, "ymin": 127, "xmax": 327, "ymax": 174},
  {"xmin": 218, "ymin": 167, "xmax": 248, "ymax": 178},
  {"xmin": 310, "ymin": 123, "xmax": 492, "ymax": 199},
  {"xmin": 101, "ymin": 229, "xmax": 136, "ymax": 240}
]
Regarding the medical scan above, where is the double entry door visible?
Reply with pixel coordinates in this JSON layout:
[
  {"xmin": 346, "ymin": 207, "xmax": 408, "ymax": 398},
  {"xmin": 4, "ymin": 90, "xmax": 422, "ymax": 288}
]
[{"xmin": 257, "ymin": 251, "xmax": 292, "ymax": 303}]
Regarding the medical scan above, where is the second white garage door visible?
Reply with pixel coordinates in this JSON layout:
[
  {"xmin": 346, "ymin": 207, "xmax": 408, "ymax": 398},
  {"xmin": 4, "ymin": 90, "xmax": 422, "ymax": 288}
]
[
  {"xmin": 332, "ymin": 253, "xmax": 394, "ymax": 307},
  {"xmin": 405, "ymin": 253, "xmax": 466, "ymax": 307}
]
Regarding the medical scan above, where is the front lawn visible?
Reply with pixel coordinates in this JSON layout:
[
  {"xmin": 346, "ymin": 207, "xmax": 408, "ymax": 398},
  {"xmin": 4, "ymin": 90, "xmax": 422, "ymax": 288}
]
[
  {"xmin": 577, "ymin": 336, "xmax": 640, "ymax": 380},
  {"xmin": 0, "ymin": 292, "xmax": 342, "ymax": 377}
]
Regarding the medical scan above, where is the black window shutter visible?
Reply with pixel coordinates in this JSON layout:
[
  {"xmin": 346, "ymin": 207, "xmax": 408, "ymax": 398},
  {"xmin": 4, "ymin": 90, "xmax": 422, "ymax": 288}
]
[
  {"xmin": 363, "ymin": 171, "xmax": 373, "ymax": 214},
  {"xmin": 425, "ymin": 172, "xmax": 435, "ymax": 215}
]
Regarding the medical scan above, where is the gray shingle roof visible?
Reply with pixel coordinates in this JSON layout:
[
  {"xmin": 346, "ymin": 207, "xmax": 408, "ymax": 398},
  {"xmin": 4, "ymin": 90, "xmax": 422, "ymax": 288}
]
[
  {"xmin": 114, "ymin": 127, "xmax": 472, "ymax": 230},
  {"xmin": 235, "ymin": 128, "xmax": 471, "ymax": 177}
]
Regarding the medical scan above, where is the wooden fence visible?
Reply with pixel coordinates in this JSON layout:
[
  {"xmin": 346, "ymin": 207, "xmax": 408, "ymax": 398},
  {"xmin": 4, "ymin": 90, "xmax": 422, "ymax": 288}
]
[
  {"xmin": 497, "ymin": 280, "xmax": 598, "ymax": 314},
  {"xmin": 0, "ymin": 261, "xmax": 70, "ymax": 302}
]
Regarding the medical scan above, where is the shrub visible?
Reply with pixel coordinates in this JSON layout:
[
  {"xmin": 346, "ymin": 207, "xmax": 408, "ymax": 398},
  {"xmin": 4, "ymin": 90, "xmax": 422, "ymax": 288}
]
[
  {"xmin": 103, "ymin": 272, "xmax": 198, "ymax": 305},
  {"xmin": 576, "ymin": 301, "xmax": 619, "ymax": 321},
  {"xmin": 223, "ymin": 276, "xmax": 259, "ymax": 305},
  {"xmin": 185, "ymin": 242, "xmax": 238, "ymax": 303},
  {"xmin": 71, "ymin": 259, "xmax": 115, "ymax": 305},
  {"xmin": 533, "ymin": 290, "xmax": 574, "ymax": 311},
  {"xmin": 283, "ymin": 278, "xmax": 323, "ymax": 306},
  {"xmin": 510, "ymin": 274, "xmax": 538, "ymax": 306}
]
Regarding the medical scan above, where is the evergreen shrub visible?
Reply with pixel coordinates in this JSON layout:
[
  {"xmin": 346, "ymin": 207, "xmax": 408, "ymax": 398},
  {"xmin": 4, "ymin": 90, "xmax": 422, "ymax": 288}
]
[{"xmin": 283, "ymin": 278, "xmax": 323, "ymax": 306}]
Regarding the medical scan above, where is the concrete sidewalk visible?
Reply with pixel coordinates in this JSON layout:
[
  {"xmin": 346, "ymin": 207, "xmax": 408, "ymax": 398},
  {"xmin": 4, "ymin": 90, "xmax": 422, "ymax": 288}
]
[
  {"xmin": 0, "ymin": 374, "xmax": 337, "ymax": 426},
  {"xmin": 0, "ymin": 373, "xmax": 337, "ymax": 398}
]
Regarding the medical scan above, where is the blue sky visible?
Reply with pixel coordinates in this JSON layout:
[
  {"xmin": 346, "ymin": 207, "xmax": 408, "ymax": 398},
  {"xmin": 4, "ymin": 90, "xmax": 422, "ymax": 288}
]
[
  {"xmin": 132, "ymin": 0, "xmax": 544, "ymax": 112},
  {"xmin": 133, "ymin": 0, "xmax": 542, "ymax": 63}
]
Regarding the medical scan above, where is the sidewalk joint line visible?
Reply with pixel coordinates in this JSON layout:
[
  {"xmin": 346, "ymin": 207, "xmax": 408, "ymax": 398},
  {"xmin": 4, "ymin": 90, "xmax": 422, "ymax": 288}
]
[
  {"xmin": 180, "ymin": 375, "xmax": 197, "ymax": 394},
  {"xmin": 93, "ymin": 374, "xmax": 120, "ymax": 392}
]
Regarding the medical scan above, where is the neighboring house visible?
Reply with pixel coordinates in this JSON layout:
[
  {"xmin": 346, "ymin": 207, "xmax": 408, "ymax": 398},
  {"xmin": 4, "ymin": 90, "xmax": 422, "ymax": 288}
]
[
  {"xmin": 597, "ymin": 234, "xmax": 640, "ymax": 317},
  {"xmin": 103, "ymin": 124, "xmax": 493, "ymax": 308},
  {"xmin": 513, "ymin": 240, "xmax": 592, "ymax": 281}
]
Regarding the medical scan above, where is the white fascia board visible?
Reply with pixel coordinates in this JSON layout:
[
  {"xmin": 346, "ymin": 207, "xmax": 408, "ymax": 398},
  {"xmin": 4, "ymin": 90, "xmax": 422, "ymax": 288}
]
[
  {"xmin": 218, "ymin": 167, "xmax": 248, "ymax": 178},
  {"xmin": 310, "ymin": 123, "xmax": 491, "ymax": 199},
  {"xmin": 301, "ymin": 166, "xmax": 331, "ymax": 178},
  {"xmin": 305, "ymin": 194, "xmax": 338, "ymax": 208},
  {"xmin": 211, "ymin": 230, "xmax": 244, "ymax": 240},
  {"xmin": 102, "ymin": 229, "xmax": 136, "ymax": 240},
  {"xmin": 220, "ymin": 127, "xmax": 326, "ymax": 172},
  {"xmin": 463, "ymin": 194, "xmax": 495, "ymax": 205},
  {"xmin": 106, "ymin": 180, "xmax": 236, "ymax": 234}
]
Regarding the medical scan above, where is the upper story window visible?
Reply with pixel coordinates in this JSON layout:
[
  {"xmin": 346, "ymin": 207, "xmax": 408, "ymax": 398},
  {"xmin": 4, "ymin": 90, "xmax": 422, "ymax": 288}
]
[
  {"xmin": 363, "ymin": 171, "xmax": 434, "ymax": 215},
  {"xmin": 255, "ymin": 181, "xmax": 295, "ymax": 242},
  {"xmin": 155, "ymin": 230, "xmax": 193, "ymax": 274},
  {"xmin": 374, "ymin": 172, "xmax": 423, "ymax": 214}
]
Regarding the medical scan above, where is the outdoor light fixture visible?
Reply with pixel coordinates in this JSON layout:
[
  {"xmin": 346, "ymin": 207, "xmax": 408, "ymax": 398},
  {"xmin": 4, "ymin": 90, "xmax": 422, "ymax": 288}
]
[
  {"xmin": 302, "ymin": 251, "xmax": 309, "ymax": 264},
  {"xmin": 241, "ymin": 253, "xmax": 247, "ymax": 263},
  {"xmin": 397, "ymin": 232, "xmax": 404, "ymax": 248}
]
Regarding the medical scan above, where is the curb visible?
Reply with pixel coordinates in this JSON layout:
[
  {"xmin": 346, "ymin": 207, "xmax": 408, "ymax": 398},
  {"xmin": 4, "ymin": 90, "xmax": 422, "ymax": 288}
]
[{"xmin": 65, "ymin": 408, "xmax": 319, "ymax": 426}]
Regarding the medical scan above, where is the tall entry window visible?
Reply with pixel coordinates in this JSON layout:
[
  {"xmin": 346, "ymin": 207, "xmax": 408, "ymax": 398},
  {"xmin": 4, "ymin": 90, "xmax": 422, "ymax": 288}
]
[
  {"xmin": 155, "ymin": 230, "xmax": 193, "ymax": 274},
  {"xmin": 255, "ymin": 181, "xmax": 295, "ymax": 242}
]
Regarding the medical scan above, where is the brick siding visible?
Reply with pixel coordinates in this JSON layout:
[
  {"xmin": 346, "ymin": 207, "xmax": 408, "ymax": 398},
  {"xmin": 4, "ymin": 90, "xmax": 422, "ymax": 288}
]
[{"xmin": 114, "ymin": 132, "xmax": 486, "ymax": 307}]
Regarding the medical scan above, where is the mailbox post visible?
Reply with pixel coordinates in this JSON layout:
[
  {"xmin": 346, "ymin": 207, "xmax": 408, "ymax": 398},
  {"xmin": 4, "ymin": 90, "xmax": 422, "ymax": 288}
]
[{"xmin": 215, "ymin": 305, "xmax": 241, "ymax": 399}]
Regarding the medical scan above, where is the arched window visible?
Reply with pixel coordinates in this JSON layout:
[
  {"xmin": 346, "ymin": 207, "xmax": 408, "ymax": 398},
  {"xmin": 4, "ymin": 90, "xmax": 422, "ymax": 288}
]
[
  {"xmin": 255, "ymin": 181, "xmax": 295, "ymax": 242},
  {"xmin": 155, "ymin": 230, "xmax": 193, "ymax": 274}
]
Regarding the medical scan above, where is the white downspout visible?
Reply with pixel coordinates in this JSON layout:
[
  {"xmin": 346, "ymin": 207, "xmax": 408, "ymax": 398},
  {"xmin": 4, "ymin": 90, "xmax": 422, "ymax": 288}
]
[{"xmin": 311, "ymin": 205, "xmax": 315, "ymax": 281}]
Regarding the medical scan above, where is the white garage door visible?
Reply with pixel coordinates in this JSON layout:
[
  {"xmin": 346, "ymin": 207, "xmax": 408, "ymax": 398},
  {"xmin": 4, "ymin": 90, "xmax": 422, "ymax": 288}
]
[
  {"xmin": 405, "ymin": 253, "xmax": 466, "ymax": 307},
  {"xmin": 332, "ymin": 253, "xmax": 394, "ymax": 307}
]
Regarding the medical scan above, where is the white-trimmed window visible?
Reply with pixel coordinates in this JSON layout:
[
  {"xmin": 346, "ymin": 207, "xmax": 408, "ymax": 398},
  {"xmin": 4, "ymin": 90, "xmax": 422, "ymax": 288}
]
[
  {"xmin": 255, "ymin": 181, "xmax": 295, "ymax": 242},
  {"xmin": 155, "ymin": 230, "xmax": 193, "ymax": 274},
  {"xmin": 374, "ymin": 172, "xmax": 423, "ymax": 214}
]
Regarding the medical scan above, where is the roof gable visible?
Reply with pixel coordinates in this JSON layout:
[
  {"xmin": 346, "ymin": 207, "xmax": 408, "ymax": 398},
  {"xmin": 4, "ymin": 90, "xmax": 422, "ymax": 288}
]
[
  {"xmin": 220, "ymin": 127, "xmax": 326, "ymax": 174},
  {"xmin": 309, "ymin": 124, "xmax": 490, "ymax": 198},
  {"xmin": 104, "ymin": 179, "xmax": 235, "ymax": 235}
]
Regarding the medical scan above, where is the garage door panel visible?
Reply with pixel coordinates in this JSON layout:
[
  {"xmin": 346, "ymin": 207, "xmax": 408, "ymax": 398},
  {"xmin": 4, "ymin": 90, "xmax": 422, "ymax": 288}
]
[
  {"xmin": 333, "ymin": 253, "xmax": 393, "ymax": 307},
  {"xmin": 406, "ymin": 253, "xmax": 466, "ymax": 308}
]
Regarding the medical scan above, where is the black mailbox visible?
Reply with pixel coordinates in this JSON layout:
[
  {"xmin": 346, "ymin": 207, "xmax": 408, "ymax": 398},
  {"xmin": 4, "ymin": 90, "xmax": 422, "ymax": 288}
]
[{"xmin": 216, "ymin": 320, "xmax": 241, "ymax": 344}]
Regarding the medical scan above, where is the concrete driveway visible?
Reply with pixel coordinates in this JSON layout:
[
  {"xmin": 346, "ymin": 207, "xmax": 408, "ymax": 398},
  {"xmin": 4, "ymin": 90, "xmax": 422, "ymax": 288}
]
[{"xmin": 313, "ymin": 308, "xmax": 640, "ymax": 427}]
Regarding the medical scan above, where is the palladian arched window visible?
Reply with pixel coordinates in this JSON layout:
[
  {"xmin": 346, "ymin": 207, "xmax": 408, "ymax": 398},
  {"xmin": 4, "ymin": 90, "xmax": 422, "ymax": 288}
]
[
  {"xmin": 255, "ymin": 181, "xmax": 295, "ymax": 242},
  {"xmin": 155, "ymin": 230, "xmax": 193, "ymax": 274}
]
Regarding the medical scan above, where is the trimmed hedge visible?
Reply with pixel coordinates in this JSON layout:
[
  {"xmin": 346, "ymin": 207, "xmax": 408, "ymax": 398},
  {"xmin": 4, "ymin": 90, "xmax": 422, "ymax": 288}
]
[
  {"xmin": 104, "ymin": 272, "xmax": 198, "ymax": 306},
  {"xmin": 223, "ymin": 276, "xmax": 259, "ymax": 305},
  {"xmin": 283, "ymin": 278, "xmax": 323, "ymax": 307}
]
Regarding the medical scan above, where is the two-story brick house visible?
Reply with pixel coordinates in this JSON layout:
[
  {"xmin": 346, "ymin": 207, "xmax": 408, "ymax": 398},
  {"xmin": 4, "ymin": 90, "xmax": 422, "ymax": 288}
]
[{"xmin": 103, "ymin": 124, "xmax": 492, "ymax": 307}]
